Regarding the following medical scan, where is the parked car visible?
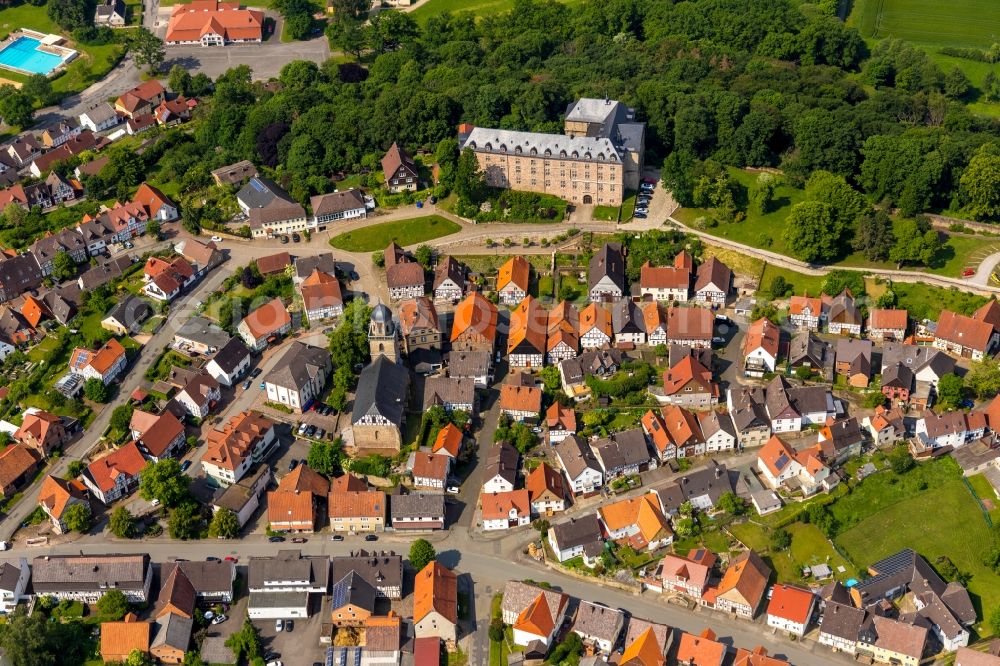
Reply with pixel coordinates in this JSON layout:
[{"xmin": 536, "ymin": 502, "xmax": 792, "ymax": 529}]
[
  {"xmin": 364, "ymin": 534, "xmax": 378, "ymax": 542},
  {"xmin": 206, "ymin": 556, "xmax": 220, "ymax": 562},
  {"xmin": 305, "ymin": 425, "xmax": 316, "ymax": 437},
  {"xmin": 292, "ymin": 233, "xmax": 301, "ymax": 243},
  {"xmin": 259, "ymin": 382, "xmax": 266, "ymax": 390},
  {"xmin": 349, "ymin": 270, "xmax": 359, "ymax": 281},
  {"xmin": 297, "ymin": 423, "xmax": 308, "ymax": 435},
  {"xmin": 268, "ymin": 536, "xmax": 285, "ymax": 543},
  {"xmin": 266, "ymin": 662, "xmax": 282, "ymax": 666},
  {"xmin": 285, "ymin": 620, "xmax": 294, "ymax": 632},
  {"xmin": 291, "ymin": 537, "xmax": 307, "ymax": 544},
  {"xmin": 0, "ymin": 541, "xmax": 10, "ymax": 551},
  {"xmin": 633, "ymin": 212, "xmax": 647, "ymax": 219},
  {"xmin": 180, "ymin": 460, "xmax": 192, "ymax": 472},
  {"xmin": 224, "ymin": 556, "xmax": 238, "ymax": 562},
  {"xmin": 331, "ymin": 534, "xmax": 344, "ymax": 541},
  {"xmin": 288, "ymin": 460, "xmax": 298, "ymax": 472},
  {"xmin": 211, "ymin": 236, "xmax": 223, "ymax": 242},
  {"xmin": 446, "ymin": 486, "xmax": 460, "ymax": 494},
  {"xmin": 274, "ymin": 619, "xmax": 284, "ymax": 632},
  {"xmin": 150, "ymin": 499, "xmax": 160, "ymax": 507},
  {"xmin": 211, "ymin": 615, "xmax": 227, "ymax": 625},
  {"xmin": 251, "ymin": 368, "xmax": 263, "ymax": 378},
  {"xmin": 242, "ymin": 380, "xmax": 252, "ymax": 390},
  {"xmin": 279, "ymin": 235, "xmax": 289, "ymax": 244},
  {"xmin": 315, "ymin": 428, "xmax": 326, "ymax": 439}
]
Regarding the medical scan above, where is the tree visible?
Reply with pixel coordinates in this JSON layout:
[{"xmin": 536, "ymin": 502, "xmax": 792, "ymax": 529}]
[
  {"xmin": 208, "ymin": 507, "xmax": 240, "ymax": 539},
  {"xmin": 139, "ymin": 459, "xmax": 191, "ymax": 508},
  {"xmin": 453, "ymin": 148, "xmax": 487, "ymax": 208},
  {"xmin": 66, "ymin": 460, "xmax": 84, "ymax": 479},
  {"xmin": 944, "ymin": 67, "xmax": 971, "ymax": 99},
  {"xmin": 109, "ymin": 506, "xmax": 135, "ymax": 539},
  {"xmin": 365, "ymin": 10, "xmax": 419, "ymax": 53},
  {"xmin": 414, "ymin": 244, "xmax": 433, "ymax": 269},
  {"xmin": 888, "ymin": 446, "xmax": 915, "ymax": 474},
  {"xmin": 371, "ymin": 251, "xmax": 385, "ymax": 268},
  {"xmin": 51, "ymin": 250, "xmax": 75, "ymax": 281},
  {"xmin": 889, "ymin": 216, "xmax": 942, "ymax": 266},
  {"xmin": 146, "ymin": 219, "xmax": 161, "ymax": 240},
  {"xmin": 130, "ymin": 28, "xmax": 166, "ymax": 73},
  {"xmin": 0, "ymin": 89, "xmax": 33, "ymax": 128},
  {"xmin": 717, "ymin": 491, "xmax": 745, "ymax": 515},
  {"xmin": 748, "ymin": 173, "xmax": 777, "ymax": 216},
  {"xmin": 225, "ymin": 616, "xmax": 263, "ymax": 662},
  {"xmin": 768, "ymin": 275, "xmax": 792, "ymax": 298},
  {"xmin": 409, "ymin": 538, "xmax": 436, "ymax": 571},
  {"xmin": 307, "ymin": 439, "xmax": 343, "ymax": 477},
  {"xmin": 83, "ymin": 377, "xmax": 110, "ymax": 403},
  {"xmin": 853, "ymin": 210, "xmax": 896, "ymax": 261},
  {"xmin": 0, "ymin": 610, "xmax": 89, "ymax": 666},
  {"xmin": 821, "ymin": 270, "xmax": 865, "ymax": 297},
  {"xmin": 97, "ymin": 589, "xmax": 129, "ymax": 620},
  {"xmin": 168, "ymin": 502, "xmax": 202, "ymax": 540},
  {"xmin": 936, "ymin": 373, "xmax": 965, "ymax": 410},
  {"xmin": 328, "ymin": 299, "xmax": 371, "ymax": 370},
  {"xmin": 784, "ymin": 201, "xmax": 842, "ymax": 262},
  {"xmin": 21, "ymin": 75, "xmax": 52, "ymax": 106},
  {"xmin": 47, "ymin": 0, "xmax": 91, "ymax": 31},
  {"xmin": 124, "ymin": 649, "xmax": 154, "ymax": 666},
  {"xmin": 769, "ymin": 528, "xmax": 791, "ymax": 551},
  {"xmin": 967, "ymin": 357, "xmax": 1000, "ymax": 399},
  {"xmin": 488, "ymin": 618, "xmax": 504, "ymax": 642},
  {"xmin": 804, "ymin": 170, "xmax": 869, "ymax": 230},
  {"xmin": 961, "ymin": 144, "xmax": 1000, "ymax": 221},
  {"xmin": 168, "ymin": 64, "xmax": 192, "ymax": 95},
  {"xmin": 63, "ymin": 503, "xmax": 90, "ymax": 533},
  {"xmin": 109, "ymin": 404, "xmax": 134, "ymax": 434}
]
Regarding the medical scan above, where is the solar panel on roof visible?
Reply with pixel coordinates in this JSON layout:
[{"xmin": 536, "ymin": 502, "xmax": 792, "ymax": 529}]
[
  {"xmin": 250, "ymin": 178, "xmax": 266, "ymax": 192},
  {"xmin": 774, "ymin": 453, "xmax": 789, "ymax": 470}
]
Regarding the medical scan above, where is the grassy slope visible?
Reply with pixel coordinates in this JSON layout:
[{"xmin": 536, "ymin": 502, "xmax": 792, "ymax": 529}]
[
  {"xmin": 674, "ymin": 167, "xmax": 994, "ymax": 279},
  {"xmin": 329, "ymin": 215, "xmax": 461, "ymax": 251}
]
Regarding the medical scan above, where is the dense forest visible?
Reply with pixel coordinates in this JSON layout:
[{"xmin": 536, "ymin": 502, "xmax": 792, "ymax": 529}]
[{"xmin": 79, "ymin": 0, "xmax": 1000, "ymax": 236}]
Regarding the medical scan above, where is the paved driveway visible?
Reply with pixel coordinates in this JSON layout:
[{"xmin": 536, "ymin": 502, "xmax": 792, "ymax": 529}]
[{"xmin": 158, "ymin": 15, "xmax": 330, "ymax": 79}]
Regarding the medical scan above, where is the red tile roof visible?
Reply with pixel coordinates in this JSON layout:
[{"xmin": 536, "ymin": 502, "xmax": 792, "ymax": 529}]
[
  {"xmin": 86, "ymin": 441, "xmax": 145, "ymax": 493},
  {"xmin": 766, "ymin": 584, "xmax": 814, "ymax": 624}
]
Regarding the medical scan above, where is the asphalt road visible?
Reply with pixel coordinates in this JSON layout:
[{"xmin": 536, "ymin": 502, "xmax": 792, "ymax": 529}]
[
  {"xmin": 10, "ymin": 532, "xmax": 855, "ymax": 666},
  {"xmin": 0, "ymin": 263, "xmax": 233, "ymax": 542}
]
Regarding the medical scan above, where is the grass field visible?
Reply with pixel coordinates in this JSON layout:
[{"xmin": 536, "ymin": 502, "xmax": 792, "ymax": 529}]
[
  {"xmin": 893, "ymin": 281, "xmax": 989, "ymax": 320},
  {"xmin": 849, "ymin": 0, "xmax": 1000, "ymax": 49},
  {"xmin": 730, "ymin": 522, "xmax": 857, "ymax": 585},
  {"xmin": 329, "ymin": 215, "xmax": 461, "ymax": 251},
  {"xmin": 759, "ymin": 265, "xmax": 825, "ymax": 297},
  {"xmin": 836, "ymin": 478, "xmax": 1000, "ymax": 633}
]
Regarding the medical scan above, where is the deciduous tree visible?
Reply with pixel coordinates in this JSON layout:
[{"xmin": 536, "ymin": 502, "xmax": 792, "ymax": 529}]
[
  {"xmin": 97, "ymin": 589, "xmax": 129, "ymax": 620},
  {"xmin": 409, "ymin": 538, "xmax": 436, "ymax": 571},
  {"xmin": 109, "ymin": 506, "xmax": 135, "ymax": 539},
  {"xmin": 208, "ymin": 507, "xmax": 240, "ymax": 539},
  {"xmin": 139, "ymin": 459, "xmax": 191, "ymax": 508}
]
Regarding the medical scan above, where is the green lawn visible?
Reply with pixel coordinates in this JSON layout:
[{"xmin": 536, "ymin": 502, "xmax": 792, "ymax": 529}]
[
  {"xmin": 836, "ymin": 478, "xmax": 1000, "ymax": 634},
  {"xmin": 893, "ymin": 281, "xmax": 989, "ymax": 321},
  {"xmin": 730, "ymin": 522, "xmax": 856, "ymax": 585},
  {"xmin": 592, "ymin": 204, "xmax": 619, "ymax": 222},
  {"xmin": 759, "ymin": 265, "xmax": 826, "ymax": 297},
  {"xmin": 329, "ymin": 215, "xmax": 461, "ymax": 252}
]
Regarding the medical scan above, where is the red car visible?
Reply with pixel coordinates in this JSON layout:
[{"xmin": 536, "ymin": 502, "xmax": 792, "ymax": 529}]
[
  {"xmin": 224, "ymin": 556, "xmax": 238, "ymax": 563},
  {"xmin": 963, "ymin": 268, "xmax": 976, "ymax": 277}
]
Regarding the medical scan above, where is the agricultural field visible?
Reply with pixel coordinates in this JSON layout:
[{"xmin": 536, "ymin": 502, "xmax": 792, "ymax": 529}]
[{"xmin": 848, "ymin": 0, "xmax": 1000, "ymax": 116}]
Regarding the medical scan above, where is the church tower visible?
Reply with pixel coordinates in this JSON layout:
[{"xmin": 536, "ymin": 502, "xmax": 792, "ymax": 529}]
[{"xmin": 368, "ymin": 303, "xmax": 399, "ymax": 363}]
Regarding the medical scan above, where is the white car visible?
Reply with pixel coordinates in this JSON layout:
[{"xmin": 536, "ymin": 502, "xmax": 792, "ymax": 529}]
[
  {"xmin": 150, "ymin": 499, "xmax": 160, "ymax": 507},
  {"xmin": 203, "ymin": 611, "xmax": 214, "ymax": 620},
  {"xmin": 275, "ymin": 619, "xmax": 284, "ymax": 632},
  {"xmin": 210, "ymin": 236, "xmax": 223, "ymax": 242},
  {"xmin": 211, "ymin": 614, "xmax": 227, "ymax": 625},
  {"xmin": 266, "ymin": 662, "xmax": 283, "ymax": 666},
  {"xmin": 446, "ymin": 486, "xmax": 460, "ymax": 494}
]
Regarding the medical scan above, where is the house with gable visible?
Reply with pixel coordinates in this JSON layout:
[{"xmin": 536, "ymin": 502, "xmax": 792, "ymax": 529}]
[
  {"xmin": 712, "ymin": 550, "xmax": 771, "ymax": 619},
  {"xmin": 827, "ymin": 290, "xmax": 862, "ymax": 335},
  {"xmin": 742, "ymin": 318, "xmax": 780, "ymax": 377},
  {"xmin": 598, "ymin": 491, "xmax": 672, "ymax": 552},
  {"xmin": 589, "ymin": 242, "xmax": 626, "ymax": 302},
  {"xmin": 789, "ymin": 295, "xmax": 825, "ymax": 330},
  {"xmin": 694, "ymin": 256, "xmax": 732, "ymax": 305},
  {"xmin": 497, "ymin": 256, "xmax": 530, "ymax": 306},
  {"xmin": 502, "ymin": 581, "xmax": 569, "ymax": 648},
  {"xmin": 552, "ymin": 434, "xmax": 602, "ymax": 496}
]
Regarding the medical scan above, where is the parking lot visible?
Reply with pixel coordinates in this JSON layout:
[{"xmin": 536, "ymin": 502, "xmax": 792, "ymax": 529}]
[{"xmin": 253, "ymin": 596, "xmax": 329, "ymax": 666}]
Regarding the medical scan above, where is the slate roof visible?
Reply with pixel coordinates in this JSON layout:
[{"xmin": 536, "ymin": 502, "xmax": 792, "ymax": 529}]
[
  {"xmin": 32, "ymin": 554, "xmax": 150, "ymax": 595},
  {"xmin": 331, "ymin": 571, "xmax": 376, "ymax": 613},
  {"xmin": 103, "ymin": 295, "xmax": 152, "ymax": 332},
  {"xmin": 553, "ymin": 434, "xmax": 602, "ymax": 481},
  {"xmin": 593, "ymin": 428, "xmax": 651, "ymax": 471},
  {"xmin": 549, "ymin": 514, "xmax": 603, "ymax": 551},
  {"xmin": 352, "ymin": 355, "xmax": 410, "ymax": 426},
  {"xmin": 210, "ymin": 337, "xmax": 250, "ymax": 374},
  {"xmin": 589, "ymin": 243, "xmax": 626, "ymax": 294},
  {"xmin": 484, "ymin": 441, "xmax": 519, "ymax": 487},
  {"xmin": 175, "ymin": 316, "xmax": 230, "ymax": 350},
  {"xmin": 390, "ymin": 492, "xmax": 445, "ymax": 521},
  {"xmin": 264, "ymin": 341, "xmax": 330, "ymax": 393},
  {"xmin": 310, "ymin": 189, "xmax": 365, "ymax": 217},
  {"xmin": 330, "ymin": 550, "xmax": 403, "ymax": 595},
  {"xmin": 294, "ymin": 252, "xmax": 337, "ymax": 280}
]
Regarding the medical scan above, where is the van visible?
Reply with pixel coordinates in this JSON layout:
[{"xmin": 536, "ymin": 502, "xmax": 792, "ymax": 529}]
[{"xmin": 0, "ymin": 541, "xmax": 10, "ymax": 551}]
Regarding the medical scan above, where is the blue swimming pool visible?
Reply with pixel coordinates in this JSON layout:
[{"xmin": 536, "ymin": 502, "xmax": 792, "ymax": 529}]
[{"xmin": 0, "ymin": 37, "xmax": 66, "ymax": 75}]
